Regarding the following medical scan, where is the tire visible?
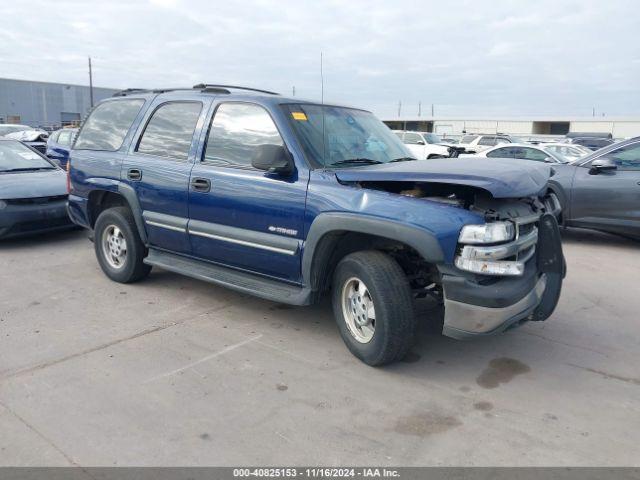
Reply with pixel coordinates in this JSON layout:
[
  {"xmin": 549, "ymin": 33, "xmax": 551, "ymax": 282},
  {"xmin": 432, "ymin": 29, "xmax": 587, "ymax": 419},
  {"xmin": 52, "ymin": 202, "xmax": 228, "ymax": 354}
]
[
  {"xmin": 94, "ymin": 206, "xmax": 151, "ymax": 283},
  {"xmin": 331, "ymin": 250, "xmax": 415, "ymax": 366}
]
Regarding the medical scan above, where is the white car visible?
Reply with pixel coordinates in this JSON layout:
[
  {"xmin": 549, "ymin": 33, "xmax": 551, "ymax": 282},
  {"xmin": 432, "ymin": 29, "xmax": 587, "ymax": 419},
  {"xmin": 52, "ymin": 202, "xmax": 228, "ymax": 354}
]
[
  {"xmin": 541, "ymin": 143, "xmax": 592, "ymax": 162},
  {"xmin": 459, "ymin": 143, "xmax": 570, "ymax": 163},
  {"xmin": 393, "ymin": 130, "xmax": 451, "ymax": 159},
  {"xmin": 0, "ymin": 123, "xmax": 33, "ymax": 138},
  {"xmin": 457, "ymin": 134, "xmax": 513, "ymax": 153}
]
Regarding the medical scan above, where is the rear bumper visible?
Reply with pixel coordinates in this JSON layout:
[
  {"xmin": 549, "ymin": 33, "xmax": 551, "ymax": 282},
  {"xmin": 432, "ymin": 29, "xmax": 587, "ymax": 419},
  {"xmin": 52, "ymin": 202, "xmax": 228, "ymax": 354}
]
[
  {"xmin": 441, "ymin": 213, "xmax": 565, "ymax": 339},
  {"xmin": 0, "ymin": 199, "xmax": 73, "ymax": 239}
]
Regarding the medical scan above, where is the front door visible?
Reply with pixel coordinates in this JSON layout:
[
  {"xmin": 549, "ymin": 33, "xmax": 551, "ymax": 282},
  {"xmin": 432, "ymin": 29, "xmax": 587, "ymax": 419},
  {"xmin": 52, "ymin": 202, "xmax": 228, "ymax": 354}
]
[
  {"xmin": 188, "ymin": 101, "xmax": 307, "ymax": 283},
  {"xmin": 570, "ymin": 141, "xmax": 640, "ymax": 236},
  {"xmin": 122, "ymin": 99, "xmax": 207, "ymax": 254}
]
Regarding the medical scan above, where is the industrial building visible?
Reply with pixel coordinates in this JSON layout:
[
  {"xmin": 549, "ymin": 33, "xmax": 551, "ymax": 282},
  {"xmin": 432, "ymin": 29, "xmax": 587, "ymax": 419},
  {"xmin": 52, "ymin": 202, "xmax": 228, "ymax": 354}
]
[
  {"xmin": 383, "ymin": 116, "xmax": 640, "ymax": 139},
  {"xmin": 0, "ymin": 77, "xmax": 119, "ymax": 129}
]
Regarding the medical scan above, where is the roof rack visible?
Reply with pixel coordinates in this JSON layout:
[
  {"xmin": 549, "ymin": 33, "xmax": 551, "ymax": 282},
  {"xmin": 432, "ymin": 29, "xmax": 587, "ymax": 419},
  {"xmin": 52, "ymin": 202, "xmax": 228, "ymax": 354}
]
[
  {"xmin": 193, "ymin": 84, "xmax": 280, "ymax": 95},
  {"xmin": 112, "ymin": 88, "xmax": 151, "ymax": 97}
]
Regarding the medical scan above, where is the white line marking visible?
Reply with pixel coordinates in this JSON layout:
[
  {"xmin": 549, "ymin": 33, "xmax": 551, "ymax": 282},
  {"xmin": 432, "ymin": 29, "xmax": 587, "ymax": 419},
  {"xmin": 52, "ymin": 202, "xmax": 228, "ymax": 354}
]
[{"xmin": 144, "ymin": 334, "xmax": 263, "ymax": 383}]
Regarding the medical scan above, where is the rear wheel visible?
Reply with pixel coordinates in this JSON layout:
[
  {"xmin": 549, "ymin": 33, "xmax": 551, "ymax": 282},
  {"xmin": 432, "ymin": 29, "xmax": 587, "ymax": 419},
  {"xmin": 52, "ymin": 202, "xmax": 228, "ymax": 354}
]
[
  {"xmin": 332, "ymin": 250, "xmax": 415, "ymax": 366},
  {"xmin": 94, "ymin": 207, "xmax": 151, "ymax": 283}
]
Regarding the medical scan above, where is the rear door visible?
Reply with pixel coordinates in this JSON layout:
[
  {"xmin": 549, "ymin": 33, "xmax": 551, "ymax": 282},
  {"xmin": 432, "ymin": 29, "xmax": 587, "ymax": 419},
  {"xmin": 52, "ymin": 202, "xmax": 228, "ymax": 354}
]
[
  {"xmin": 122, "ymin": 97, "xmax": 208, "ymax": 254},
  {"xmin": 187, "ymin": 101, "xmax": 307, "ymax": 283},
  {"xmin": 402, "ymin": 132, "xmax": 427, "ymax": 159},
  {"xmin": 570, "ymin": 141, "xmax": 640, "ymax": 236}
]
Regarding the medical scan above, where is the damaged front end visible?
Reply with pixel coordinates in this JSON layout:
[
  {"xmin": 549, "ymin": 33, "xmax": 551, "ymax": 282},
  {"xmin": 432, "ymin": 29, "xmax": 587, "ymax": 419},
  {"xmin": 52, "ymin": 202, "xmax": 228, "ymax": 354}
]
[{"xmin": 339, "ymin": 170, "xmax": 565, "ymax": 339}]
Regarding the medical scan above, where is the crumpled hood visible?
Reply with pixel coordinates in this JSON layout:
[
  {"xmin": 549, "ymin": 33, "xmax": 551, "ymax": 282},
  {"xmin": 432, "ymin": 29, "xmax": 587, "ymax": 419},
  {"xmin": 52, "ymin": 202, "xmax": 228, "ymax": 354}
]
[
  {"xmin": 334, "ymin": 157, "xmax": 551, "ymax": 198},
  {"xmin": 4, "ymin": 130, "xmax": 49, "ymax": 142},
  {"xmin": 0, "ymin": 169, "xmax": 67, "ymax": 200}
]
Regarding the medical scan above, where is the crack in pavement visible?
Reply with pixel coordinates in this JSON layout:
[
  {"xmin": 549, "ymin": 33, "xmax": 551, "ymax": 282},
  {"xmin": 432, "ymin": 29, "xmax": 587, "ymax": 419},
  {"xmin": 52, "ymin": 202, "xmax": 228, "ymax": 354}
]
[
  {"xmin": 0, "ymin": 302, "xmax": 235, "ymax": 381},
  {"xmin": 0, "ymin": 399, "xmax": 78, "ymax": 467}
]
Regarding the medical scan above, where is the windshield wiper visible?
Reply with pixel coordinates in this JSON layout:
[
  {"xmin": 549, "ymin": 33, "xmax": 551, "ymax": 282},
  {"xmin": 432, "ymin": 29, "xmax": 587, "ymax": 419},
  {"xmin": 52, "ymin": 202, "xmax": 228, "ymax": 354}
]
[
  {"xmin": 329, "ymin": 158, "xmax": 384, "ymax": 167},
  {"xmin": 389, "ymin": 157, "xmax": 417, "ymax": 163},
  {"xmin": 1, "ymin": 167, "xmax": 56, "ymax": 173}
]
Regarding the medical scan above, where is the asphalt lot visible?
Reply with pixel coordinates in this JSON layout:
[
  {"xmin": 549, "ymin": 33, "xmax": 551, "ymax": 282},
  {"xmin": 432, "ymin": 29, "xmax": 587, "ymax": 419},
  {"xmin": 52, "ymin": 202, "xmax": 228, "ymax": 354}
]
[{"xmin": 0, "ymin": 228, "xmax": 639, "ymax": 466}]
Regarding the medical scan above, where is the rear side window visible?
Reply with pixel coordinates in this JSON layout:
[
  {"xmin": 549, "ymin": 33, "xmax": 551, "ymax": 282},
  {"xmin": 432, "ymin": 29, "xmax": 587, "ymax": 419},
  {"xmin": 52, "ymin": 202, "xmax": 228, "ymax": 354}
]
[
  {"xmin": 461, "ymin": 135, "xmax": 478, "ymax": 143},
  {"xmin": 75, "ymin": 99, "xmax": 144, "ymax": 151},
  {"xmin": 203, "ymin": 103, "xmax": 283, "ymax": 168},
  {"xmin": 136, "ymin": 102, "xmax": 202, "ymax": 160},
  {"xmin": 486, "ymin": 147, "xmax": 513, "ymax": 158}
]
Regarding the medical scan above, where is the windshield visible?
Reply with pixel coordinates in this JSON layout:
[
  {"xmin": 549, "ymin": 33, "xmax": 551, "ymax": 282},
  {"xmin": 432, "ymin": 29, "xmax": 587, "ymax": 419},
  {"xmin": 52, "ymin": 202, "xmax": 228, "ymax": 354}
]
[
  {"xmin": 0, "ymin": 141, "xmax": 55, "ymax": 172},
  {"xmin": 424, "ymin": 133, "xmax": 441, "ymax": 144},
  {"xmin": 541, "ymin": 147, "xmax": 570, "ymax": 163},
  {"xmin": 283, "ymin": 104, "xmax": 413, "ymax": 168},
  {"xmin": 0, "ymin": 125, "xmax": 31, "ymax": 137}
]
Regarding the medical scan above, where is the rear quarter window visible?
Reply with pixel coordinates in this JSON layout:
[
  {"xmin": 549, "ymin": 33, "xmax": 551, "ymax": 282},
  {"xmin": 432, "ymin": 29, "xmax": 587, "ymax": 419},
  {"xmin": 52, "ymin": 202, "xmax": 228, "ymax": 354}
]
[{"xmin": 75, "ymin": 99, "xmax": 145, "ymax": 151}]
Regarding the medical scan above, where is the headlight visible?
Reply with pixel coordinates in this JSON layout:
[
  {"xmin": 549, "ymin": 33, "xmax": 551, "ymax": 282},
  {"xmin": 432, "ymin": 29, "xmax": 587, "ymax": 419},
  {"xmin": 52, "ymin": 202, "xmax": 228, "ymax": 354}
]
[{"xmin": 458, "ymin": 221, "xmax": 515, "ymax": 244}]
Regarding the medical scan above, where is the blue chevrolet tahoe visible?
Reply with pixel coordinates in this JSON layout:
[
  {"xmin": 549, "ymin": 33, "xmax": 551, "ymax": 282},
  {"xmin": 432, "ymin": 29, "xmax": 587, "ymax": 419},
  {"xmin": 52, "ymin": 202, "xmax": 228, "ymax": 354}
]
[{"xmin": 67, "ymin": 84, "xmax": 565, "ymax": 365}]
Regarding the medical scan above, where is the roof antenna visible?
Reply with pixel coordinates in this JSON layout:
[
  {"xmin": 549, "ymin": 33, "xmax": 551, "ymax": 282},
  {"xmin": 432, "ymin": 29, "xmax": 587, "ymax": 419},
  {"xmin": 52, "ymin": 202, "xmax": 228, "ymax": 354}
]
[{"xmin": 321, "ymin": 51, "xmax": 326, "ymax": 169}]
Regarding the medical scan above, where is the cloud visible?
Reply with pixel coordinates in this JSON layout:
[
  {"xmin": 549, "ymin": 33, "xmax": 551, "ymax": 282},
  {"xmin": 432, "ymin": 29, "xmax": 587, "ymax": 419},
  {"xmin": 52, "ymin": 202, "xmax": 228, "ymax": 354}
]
[{"xmin": 0, "ymin": 0, "xmax": 639, "ymax": 118}]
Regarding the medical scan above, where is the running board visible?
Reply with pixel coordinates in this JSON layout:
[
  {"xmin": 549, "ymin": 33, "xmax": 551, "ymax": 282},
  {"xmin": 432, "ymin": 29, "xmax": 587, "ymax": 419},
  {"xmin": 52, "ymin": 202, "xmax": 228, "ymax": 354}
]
[{"xmin": 144, "ymin": 249, "xmax": 312, "ymax": 305}]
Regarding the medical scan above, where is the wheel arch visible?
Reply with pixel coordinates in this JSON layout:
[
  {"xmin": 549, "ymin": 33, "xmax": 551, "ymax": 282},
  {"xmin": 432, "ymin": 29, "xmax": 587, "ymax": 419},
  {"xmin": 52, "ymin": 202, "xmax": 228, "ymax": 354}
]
[
  {"xmin": 87, "ymin": 183, "xmax": 147, "ymax": 243},
  {"xmin": 302, "ymin": 213, "xmax": 444, "ymax": 293}
]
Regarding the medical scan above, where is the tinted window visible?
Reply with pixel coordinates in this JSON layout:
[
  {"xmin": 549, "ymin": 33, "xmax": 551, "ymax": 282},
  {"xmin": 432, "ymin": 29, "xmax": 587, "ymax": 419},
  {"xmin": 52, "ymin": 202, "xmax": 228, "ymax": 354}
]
[
  {"xmin": 478, "ymin": 136, "xmax": 496, "ymax": 146},
  {"xmin": 403, "ymin": 133, "xmax": 423, "ymax": 145},
  {"xmin": 204, "ymin": 103, "xmax": 283, "ymax": 168},
  {"xmin": 137, "ymin": 102, "xmax": 202, "ymax": 160},
  {"xmin": 606, "ymin": 142, "xmax": 640, "ymax": 171},
  {"xmin": 521, "ymin": 148, "xmax": 549, "ymax": 161},
  {"xmin": 75, "ymin": 99, "xmax": 144, "ymax": 151},
  {"xmin": 486, "ymin": 147, "xmax": 514, "ymax": 158},
  {"xmin": 461, "ymin": 135, "xmax": 478, "ymax": 143}
]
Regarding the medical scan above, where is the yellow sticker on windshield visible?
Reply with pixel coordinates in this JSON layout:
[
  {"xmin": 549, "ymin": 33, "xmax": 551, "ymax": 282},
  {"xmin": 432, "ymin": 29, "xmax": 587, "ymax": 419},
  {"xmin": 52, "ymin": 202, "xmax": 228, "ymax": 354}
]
[{"xmin": 292, "ymin": 112, "xmax": 308, "ymax": 121}]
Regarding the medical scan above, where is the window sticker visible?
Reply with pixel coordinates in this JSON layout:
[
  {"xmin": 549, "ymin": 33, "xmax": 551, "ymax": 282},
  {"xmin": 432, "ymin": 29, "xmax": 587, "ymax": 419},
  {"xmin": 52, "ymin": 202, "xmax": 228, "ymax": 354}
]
[{"xmin": 291, "ymin": 112, "xmax": 308, "ymax": 121}]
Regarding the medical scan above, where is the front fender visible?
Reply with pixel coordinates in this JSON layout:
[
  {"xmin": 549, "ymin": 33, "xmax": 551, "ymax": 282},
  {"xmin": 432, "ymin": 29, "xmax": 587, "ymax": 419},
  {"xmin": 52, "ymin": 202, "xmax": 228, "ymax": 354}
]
[{"xmin": 302, "ymin": 212, "xmax": 445, "ymax": 286}]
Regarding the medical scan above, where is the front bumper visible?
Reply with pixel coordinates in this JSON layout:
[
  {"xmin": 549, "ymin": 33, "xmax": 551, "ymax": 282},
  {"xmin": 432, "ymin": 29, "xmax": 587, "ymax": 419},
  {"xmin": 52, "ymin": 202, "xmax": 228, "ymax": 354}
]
[
  {"xmin": 0, "ymin": 199, "xmax": 73, "ymax": 239},
  {"xmin": 441, "ymin": 213, "xmax": 565, "ymax": 339}
]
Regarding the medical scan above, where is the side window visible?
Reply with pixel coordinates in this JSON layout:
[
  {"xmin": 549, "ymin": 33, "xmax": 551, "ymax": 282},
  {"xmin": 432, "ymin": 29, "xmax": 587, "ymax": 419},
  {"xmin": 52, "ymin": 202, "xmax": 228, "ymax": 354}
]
[
  {"xmin": 522, "ymin": 148, "xmax": 549, "ymax": 161},
  {"xmin": 478, "ymin": 136, "xmax": 495, "ymax": 146},
  {"xmin": 75, "ymin": 99, "xmax": 145, "ymax": 151},
  {"xmin": 58, "ymin": 130, "xmax": 72, "ymax": 146},
  {"xmin": 393, "ymin": 132, "xmax": 404, "ymax": 141},
  {"xmin": 486, "ymin": 147, "xmax": 511, "ymax": 158},
  {"xmin": 606, "ymin": 143, "xmax": 640, "ymax": 171},
  {"xmin": 403, "ymin": 133, "xmax": 423, "ymax": 144},
  {"xmin": 203, "ymin": 103, "xmax": 283, "ymax": 168},
  {"xmin": 136, "ymin": 102, "xmax": 202, "ymax": 160}
]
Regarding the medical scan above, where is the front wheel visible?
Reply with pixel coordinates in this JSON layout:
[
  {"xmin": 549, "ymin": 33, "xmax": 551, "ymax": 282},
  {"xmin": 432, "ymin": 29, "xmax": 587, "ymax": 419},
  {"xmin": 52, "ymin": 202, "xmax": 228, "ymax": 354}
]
[
  {"xmin": 332, "ymin": 250, "xmax": 415, "ymax": 366},
  {"xmin": 94, "ymin": 207, "xmax": 151, "ymax": 283}
]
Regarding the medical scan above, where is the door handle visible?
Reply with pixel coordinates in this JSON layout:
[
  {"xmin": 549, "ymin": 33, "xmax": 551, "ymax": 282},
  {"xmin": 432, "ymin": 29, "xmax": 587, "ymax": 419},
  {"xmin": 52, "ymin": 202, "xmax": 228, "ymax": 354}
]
[
  {"xmin": 127, "ymin": 168, "xmax": 142, "ymax": 181},
  {"xmin": 191, "ymin": 177, "xmax": 211, "ymax": 192}
]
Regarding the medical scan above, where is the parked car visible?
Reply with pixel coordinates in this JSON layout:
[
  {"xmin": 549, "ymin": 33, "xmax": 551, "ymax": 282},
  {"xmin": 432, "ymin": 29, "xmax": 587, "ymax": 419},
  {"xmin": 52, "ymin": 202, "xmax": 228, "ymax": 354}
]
[
  {"xmin": 4, "ymin": 129, "xmax": 49, "ymax": 155},
  {"xmin": 393, "ymin": 130, "xmax": 452, "ymax": 159},
  {"xmin": 543, "ymin": 143, "xmax": 592, "ymax": 162},
  {"xmin": 46, "ymin": 128, "xmax": 78, "ymax": 168},
  {"xmin": 548, "ymin": 136, "xmax": 640, "ymax": 239},
  {"xmin": 0, "ymin": 139, "xmax": 72, "ymax": 239},
  {"xmin": 67, "ymin": 85, "xmax": 564, "ymax": 366},
  {"xmin": 565, "ymin": 132, "xmax": 615, "ymax": 151},
  {"xmin": 457, "ymin": 134, "xmax": 512, "ymax": 153},
  {"xmin": 0, "ymin": 123, "xmax": 33, "ymax": 137},
  {"xmin": 460, "ymin": 143, "xmax": 570, "ymax": 163}
]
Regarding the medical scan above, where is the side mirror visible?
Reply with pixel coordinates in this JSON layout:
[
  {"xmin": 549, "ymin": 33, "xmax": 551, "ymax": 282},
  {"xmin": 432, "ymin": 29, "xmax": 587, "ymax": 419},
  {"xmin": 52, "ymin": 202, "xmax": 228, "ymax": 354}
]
[
  {"xmin": 543, "ymin": 157, "xmax": 555, "ymax": 163},
  {"xmin": 416, "ymin": 141, "xmax": 425, "ymax": 145},
  {"xmin": 589, "ymin": 157, "xmax": 617, "ymax": 174},
  {"xmin": 251, "ymin": 144, "xmax": 294, "ymax": 175}
]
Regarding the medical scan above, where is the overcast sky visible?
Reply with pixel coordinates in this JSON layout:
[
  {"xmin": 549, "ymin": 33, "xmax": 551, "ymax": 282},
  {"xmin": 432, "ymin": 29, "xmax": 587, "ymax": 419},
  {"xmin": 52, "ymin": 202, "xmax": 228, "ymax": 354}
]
[{"xmin": 1, "ymin": 0, "xmax": 639, "ymax": 118}]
